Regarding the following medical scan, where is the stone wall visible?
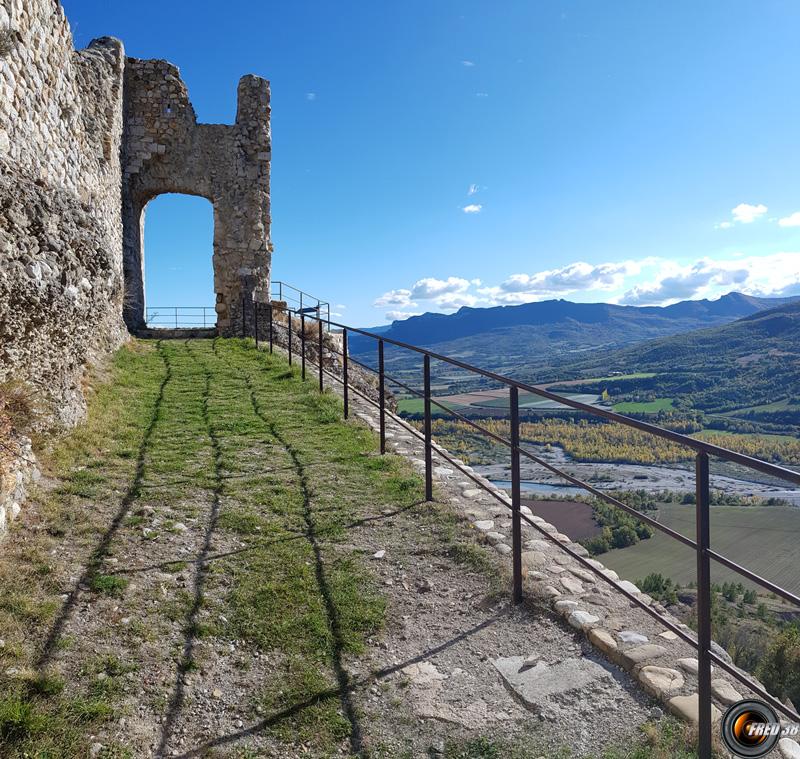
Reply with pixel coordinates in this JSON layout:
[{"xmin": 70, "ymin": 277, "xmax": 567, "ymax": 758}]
[
  {"xmin": 0, "ymin": 0, "xmax": 128, "ymax": 427},
  {"xmin": 0, "ymin": 0, "xmax": 271, "ymax": 536}
]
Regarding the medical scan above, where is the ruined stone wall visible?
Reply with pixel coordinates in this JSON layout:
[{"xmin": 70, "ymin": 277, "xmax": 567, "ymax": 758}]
[
  {"xmin": 122, "ymin": 60, "xmax": 271, "ymax": 334},
  {"xmin": 0, "ymin": 0, "xmax": 128, "ymax": 427}
]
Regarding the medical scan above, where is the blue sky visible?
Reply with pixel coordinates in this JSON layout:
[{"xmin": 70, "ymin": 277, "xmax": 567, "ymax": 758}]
[{"xmin": 64, "ymin": 0, "xmax": 800, "ymax": 326}]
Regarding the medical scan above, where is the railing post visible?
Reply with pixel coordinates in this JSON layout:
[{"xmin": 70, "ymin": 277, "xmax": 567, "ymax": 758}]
[
  {"xmin": 378, "ymin": 339, "xmax": 386, "ymax": 454},
  {"xmin": 301, "ymin": 313, "xmax": 306, "ymax": 380},
  {"xmin": 510, "ymin": 386, "xmax": 523, "ymax": 604},
  {"xmin": 342, "ymin": 328, "xmax": 349, "ymax": 419},
  {"xmin": 269, "ymin": 304, "xmax": 273, "ymax": 353},
  {"xmin": 318, "ymin": 318, "xmax": 324, "ymax": 392},
  {"xmin": 254, "ymin": 301, "xmax": 259, "ymax": 348},
  {"xmin": 279, "ymin": 281, "xmax": 282, "ymax": 302},
  {"xmin": 423, "ymin": 354, "xmax": 433, "ymax": 501},
  {"xmin": 203, "ymin": 308, "xmax": 206, "ymax": 329},
  {"xmin": 696, "ymin": 451, "xmax": 712, "ymax": 759},
  {"xmin": 175, "ymin": 307, "xmax": 178, "ymax": 329},
  {"xmin": 288, "ymin": 312, "xmax": 293, "ymax": 366}
]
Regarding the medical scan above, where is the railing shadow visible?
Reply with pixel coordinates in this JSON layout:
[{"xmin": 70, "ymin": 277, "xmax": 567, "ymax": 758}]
[{"xmin": 35, "ymin": 342, "xmax": 172, "ymax": 671}]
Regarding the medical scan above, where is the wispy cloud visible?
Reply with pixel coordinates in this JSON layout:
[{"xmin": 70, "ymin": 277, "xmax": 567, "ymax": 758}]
[
  {"xmin": 779, "ymin": 211, "xmax": 800, "ymax": 228},
  {"xmin": 306, "ymin": 92, "xmax": 317, "ymax": 101},
  {"xmin": 462, "ymin": 203, "xmax": 482, "ymax": 214},
  {"xmin": 475, "ymin": 92, "xmax": 489, "ymax": 98},
  {"xmin": 461, "ymin": 60, "xmax": 475, "ymax": 67},
  {"xmin": 468, "ymin": 183, "xmax": 479, "ymax": 196}
]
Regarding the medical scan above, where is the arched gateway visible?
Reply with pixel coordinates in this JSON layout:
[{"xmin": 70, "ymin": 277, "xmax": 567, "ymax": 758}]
[{"xmin": 121, "ymin": 58, "xmax": 271, "ymax": 335}]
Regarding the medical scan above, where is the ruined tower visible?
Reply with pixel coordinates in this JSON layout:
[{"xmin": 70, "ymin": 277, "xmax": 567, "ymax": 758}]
[{"xmin": 121, "ymin": 60, "xmax": 272, "ymax": 335}]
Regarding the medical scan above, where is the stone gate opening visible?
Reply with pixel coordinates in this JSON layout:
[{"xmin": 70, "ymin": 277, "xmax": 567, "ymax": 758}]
[
  {"xmin": 121, "ymin": 59, "xmax": 271, "ymax": 336},
  {"xmin": 142, "ymin": 194, "xmax": 215, "ymax": 329}
]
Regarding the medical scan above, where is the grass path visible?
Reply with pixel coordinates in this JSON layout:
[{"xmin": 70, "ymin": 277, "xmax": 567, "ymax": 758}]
[
  {"xmin": 0, "ymin": 339, "xmax": 422, "ymax": 757},
  {"xmin": 0, "ymin": 338, "xmax": 707, "ymax": 759}
]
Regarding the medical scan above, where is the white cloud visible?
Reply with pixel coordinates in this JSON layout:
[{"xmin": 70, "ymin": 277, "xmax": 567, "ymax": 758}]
[
  {"xmin": 731, "ymin": 203, "xmax": 768, "ymax": 224},
  {"xmin": 411, "ymin": 277, "xmax": 471, "ymax": 299},
  {"xmin": 373, "ymin": 289, "xmax": 416, "ymax": 308},
  {"xmin": 480, "ymin": 261, "xmax": 642, "ymax": 304},
  {"xmin": 386, "ymin": 310, "xmax": 421, "ymax": 321},
  {"xmin": 461, "ymin": 60, "xmax": 475, "ymax": 67},
  {"xmin": 468, "ymin": 183, "xmax": 479, "ymax": 196},
  {"xmin": 475, "ymin": 92, "xmax": 489, "ymax": 98},
  {"xmin": 306, "ymin": 92, "xmax": 317, "ymax": 101},
  {"xmin": 374, "ymin": 252, "xmax": 800, "ymax": 322},
  {"xmin": 779, "ymin": 212, "xmax": 800, "ymax": 228},
  {"xmin": 433, "ymin": 291, "xmax": 480, "ymax": 310},
  {"xmin": 715, "ymin": 221, "xmax": 733, "ymax": 230},
  {"xmin": 462, "ymin": 203, "xmax": 482, "ymax": 213},
  {"xmin": 621, "ymin": 252, "xmax": 800, "ymax": 305}
]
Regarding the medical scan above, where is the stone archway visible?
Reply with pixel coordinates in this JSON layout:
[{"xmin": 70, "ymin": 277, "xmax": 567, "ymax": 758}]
[{"xmin": 121, "ymin": 60, "xmax": 271, "ymax": 335}]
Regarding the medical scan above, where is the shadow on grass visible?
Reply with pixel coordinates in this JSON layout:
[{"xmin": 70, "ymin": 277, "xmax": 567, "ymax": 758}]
[{"xmin": 35, "ymin": 342, "xmax": 172, "ymax": 672}]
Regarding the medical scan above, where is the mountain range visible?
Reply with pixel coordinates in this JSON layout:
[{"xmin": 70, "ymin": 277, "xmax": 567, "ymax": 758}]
[{"xmin": 351, "ymin": 292, "xmax": 799, "ymax": 378}]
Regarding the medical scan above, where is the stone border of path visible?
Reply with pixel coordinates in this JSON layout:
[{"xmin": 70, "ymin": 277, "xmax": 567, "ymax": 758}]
[{"xmin": 286, "ymin": 341, "xmax": 800, "ymax": 758}]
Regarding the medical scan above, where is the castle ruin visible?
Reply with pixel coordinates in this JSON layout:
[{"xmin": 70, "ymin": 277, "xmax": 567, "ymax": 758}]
[{"xmin": 0, "ymin": 0, "xmax": 271, "ymax": 424}]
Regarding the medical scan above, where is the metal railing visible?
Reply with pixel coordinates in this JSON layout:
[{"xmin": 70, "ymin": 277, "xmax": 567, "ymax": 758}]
[
  {"xmin": 270, "ymin": 280, "xmax": 331, "ymax": 327},
  {"xmin": 145, "ymin": 306, "xmax": 216, "ymax": 329},
  {"xmin": 245, "ymin": 301, "xmax": 800, "ymax": 758}
]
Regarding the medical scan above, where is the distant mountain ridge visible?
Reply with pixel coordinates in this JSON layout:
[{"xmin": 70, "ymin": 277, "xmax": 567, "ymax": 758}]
[
  {"xmin": 366, "ymin": 292, "xmax": 796, "ymax": 347},
  {"xmin": 350, "ymin": 292, "xmax": 798, "ymax": 375}
]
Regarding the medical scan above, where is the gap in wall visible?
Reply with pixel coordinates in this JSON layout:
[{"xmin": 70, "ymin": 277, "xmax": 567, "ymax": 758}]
[{"xmin": 143, "ymin": 194, "xmax": 215, "ymax": 329}]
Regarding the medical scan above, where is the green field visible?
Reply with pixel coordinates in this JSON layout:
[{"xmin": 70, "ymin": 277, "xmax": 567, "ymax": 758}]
[
  {"xmin": 593, "ymin": 372, "xmax": 657, "ymax": 382},
  {"xmin": 601, "ymin": 502, "xmax": 800, "ymax": 592},
  {"xmin": 613, "ymin": 397, "xmax": 674, "ymax": 413},
  {"xmin": 720, "ymin": 398, "xmax": 797, "ymax": 416},
  {"xmin": 396, "ymin": 397, "xmax": 468, "ymax": 416}
]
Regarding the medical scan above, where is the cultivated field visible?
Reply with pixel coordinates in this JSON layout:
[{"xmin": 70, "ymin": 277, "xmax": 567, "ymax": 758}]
[
  {"xmin": 601, "ymin": 502, "xmax": 800, "ymax": 592},
  {"xmin": 525, "ymin": 499, "xmax": 602, "ymax": 540},
  {"xmin": 613, "ymin": 397, "xmax": 674, "ymax": 413}
]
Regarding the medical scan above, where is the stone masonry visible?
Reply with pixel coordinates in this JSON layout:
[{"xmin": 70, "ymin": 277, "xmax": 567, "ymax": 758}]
[
  {"xmin": 0, "ymin": 0, "xmax": 271, "ymax": 426},
  {"xmin": 122, "ymin": 60, "xmax": 271, "ymax": 333}
]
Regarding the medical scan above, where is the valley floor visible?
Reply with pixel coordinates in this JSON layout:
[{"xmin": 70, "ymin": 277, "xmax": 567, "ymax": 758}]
[{"xmin": 0, "ymin": 339, "xmax": 703, "ymax": 758}]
